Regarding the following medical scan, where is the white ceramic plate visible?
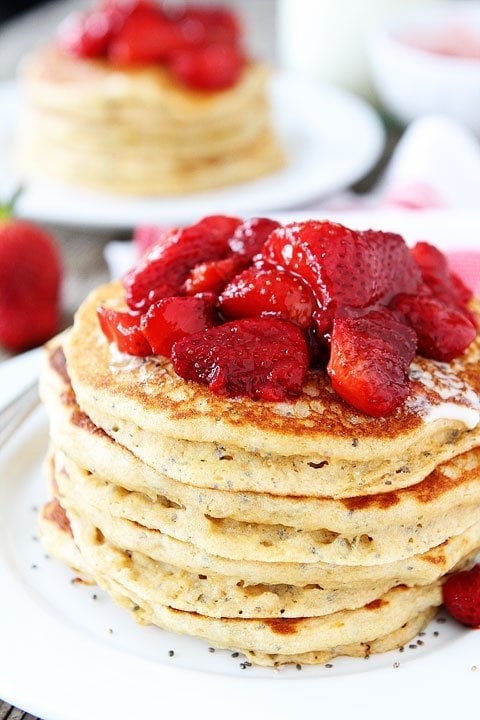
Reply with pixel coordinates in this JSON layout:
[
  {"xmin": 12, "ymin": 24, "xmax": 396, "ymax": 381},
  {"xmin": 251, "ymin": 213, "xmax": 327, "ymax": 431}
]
[
  {"xmin": 0, "ymin": 73, "xmax": 384, "ymax": 228},
  {"xmin": 1, "ymin": 210, "xmax": 480, "ymax": 720}
]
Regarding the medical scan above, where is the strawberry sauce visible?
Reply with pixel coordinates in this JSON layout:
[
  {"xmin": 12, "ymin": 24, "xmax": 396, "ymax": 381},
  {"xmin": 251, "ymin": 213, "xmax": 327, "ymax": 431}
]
[{"xmin": 97, "ymin": 215, "xmax": 478, "ymax": 417}]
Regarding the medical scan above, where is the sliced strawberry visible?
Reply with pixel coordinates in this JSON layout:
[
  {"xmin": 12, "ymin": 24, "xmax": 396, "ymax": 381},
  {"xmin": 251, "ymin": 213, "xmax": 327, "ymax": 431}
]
[
  {"xmin": 327, "ymin": 308, "xmax": 417, "ymax": 417},
  {"xmin": 391, "ymin": 293, "xmax": 476, "ymax": 362},
  {"xmin": 183, "ymin": 255, "xmax": 246, "ymax": 295},
  {"xmin": 123, "ymin": 215, "xmax": 241, "ymax": 309},
  {"xmin": 411, "ymin": 241, "xmax": 473, "ymax": 306},
  {"xmin": 57, "ymin": 8, "xmax": 117, "ymax": 58},
  {"xmin": 140, "ymin": 295, "xmax": 214, "ymax": 356},
  {"xmin": 124, "ymin": 227, "xmax": 181, "ymax": 308},
  {"xmin": 171, "ymin": 318, "xmax": 309, "ymax": 401},
  {"xmin": 173, "ymin": 5, "xmax": 241, "ymax": 47},
  {"xmin": 97, "ymin": 306, "xmax": 151, "ymax": 356},
  {"xmin": 443, "ymin": 564, "xmax": 480, "ymax": 628},
  {"xmin": 134, "ymin": 225, "xmax": 170, "ymax": 259},
  {"xmin": 168, "ymin": 43, "xmax": 244, "ymax": 90},
  {"xmin": 262, "ymin": 222, "xmax": 421, "ymax": 336},
  {"xmin": 228, "ymin": 217, "xmax": 281, "ymax": 260},
  {"xmin": 108, "ymin": 2, "xmax": 184, "ymax": 65},
  {"xmin": 219, "ymin": 266, "xmax": 316, "ymax": 329},
  {"xmin": 451, "ymin": 273, "xmax": 473, "ymax": 306}
]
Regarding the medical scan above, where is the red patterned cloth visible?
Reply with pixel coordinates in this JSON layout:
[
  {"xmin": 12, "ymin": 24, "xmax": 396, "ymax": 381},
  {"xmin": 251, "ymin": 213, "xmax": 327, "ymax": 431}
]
[{"xmin": 446, "ymin": 252, "xmax": 480, "ymax": 297}]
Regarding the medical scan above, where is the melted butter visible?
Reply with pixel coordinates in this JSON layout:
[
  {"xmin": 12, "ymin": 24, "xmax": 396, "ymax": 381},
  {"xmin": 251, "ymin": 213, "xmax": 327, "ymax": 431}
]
[
  {"xmin": 423, "ymin": 402, "xmax": 480, "ymax": 430},
  {"xmin": 109, "ymin": 343, "xmax": 147, "ymax": 373},
  {"xmin": 407, "ymin": 360, "xmax": 480, "ymax": 429},
  {"xmin": 108, "ymin": 343, "xmax": 162, "ymax": 386}
]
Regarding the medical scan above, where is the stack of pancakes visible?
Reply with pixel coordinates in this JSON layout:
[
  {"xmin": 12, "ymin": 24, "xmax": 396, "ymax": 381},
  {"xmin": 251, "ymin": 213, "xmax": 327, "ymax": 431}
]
[
  {"xmin": 39, "ymin": 282, "xmax": 480, "ymax": 666},
  {"xmin": 17, "ymin": 47, "xmax": 284, "ymax": 195}
]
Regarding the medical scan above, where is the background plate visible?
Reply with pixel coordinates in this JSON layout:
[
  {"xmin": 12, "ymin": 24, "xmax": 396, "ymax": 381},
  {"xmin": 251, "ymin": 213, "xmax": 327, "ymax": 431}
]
[{"xmin": 0, "ymin": 73, "xmax": 384, "ymax": 228}]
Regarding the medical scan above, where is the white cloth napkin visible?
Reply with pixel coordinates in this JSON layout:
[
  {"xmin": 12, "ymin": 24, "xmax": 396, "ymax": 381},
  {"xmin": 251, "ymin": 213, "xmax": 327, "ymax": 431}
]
[
  {"xmin": 319, "ymin": 114, "xmax": 480, "ymax": 212},
  {"xmin": 377, "ymin": 115, "xmax": 480, "ymax": 210},
  {"xmin": 104, "ymin": 113, "xmax": 480, "ymax": 280}
]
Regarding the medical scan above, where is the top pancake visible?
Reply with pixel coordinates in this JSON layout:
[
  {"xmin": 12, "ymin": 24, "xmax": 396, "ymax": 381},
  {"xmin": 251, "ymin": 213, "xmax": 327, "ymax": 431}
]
[
  {"xmin": 21, "ymin": 46, "xmax": 269, "ymax": 123},
  {"xmin": 18, "ymin": 47, "xmax": 284, "ymax": 195},
  {"xmin": 65, "ymin": 282, "xmax": 480, "ymax": 461}
]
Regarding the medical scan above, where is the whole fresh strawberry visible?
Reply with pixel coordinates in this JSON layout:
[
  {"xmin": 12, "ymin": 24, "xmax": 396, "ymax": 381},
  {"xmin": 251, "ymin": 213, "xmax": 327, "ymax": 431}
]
[
  {"xmin": 442, "ymin": 564, "xmax": 480, "ymax": 627},
  {"xmin": 0, "ymin": 212, "xmax": 62, "ymax": 352}
]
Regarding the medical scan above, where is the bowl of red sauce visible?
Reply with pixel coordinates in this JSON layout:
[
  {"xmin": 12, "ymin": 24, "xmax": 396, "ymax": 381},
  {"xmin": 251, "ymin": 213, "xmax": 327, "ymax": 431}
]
[{"xmin": 368, "ymin": 1, "xmax": 480, "ymax": 134}]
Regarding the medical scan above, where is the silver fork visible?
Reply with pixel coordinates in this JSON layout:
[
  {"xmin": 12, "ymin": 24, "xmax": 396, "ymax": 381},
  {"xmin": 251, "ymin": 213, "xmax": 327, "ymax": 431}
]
[{"xmin": 0, "ymin": 380, "xmax": 40, "ymax": 449}]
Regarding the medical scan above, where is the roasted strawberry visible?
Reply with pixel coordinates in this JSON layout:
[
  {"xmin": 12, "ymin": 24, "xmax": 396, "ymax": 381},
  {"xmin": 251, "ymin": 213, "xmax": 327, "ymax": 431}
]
[
  {"xmin": 228, "ymin": 217, "xmax": 281, "ymax": 260},
  {"xmin": 107, "ymin": 212, "xmax": 479, "ymax": 417},
  {"xmin": 57, "ymin": 7, "xmax": 117, "ymax": 58},
  {"xmin": 446, "ymin": 251, "xmax": 479, "ymax": 305},
  {"xmin": 168, "ymin": 43, "xmax": 244, "ymax": 90},
  {"xmin": 171, "ymin": 317, "xmax": 309, "ymax": 401},
  {"xmin": 262, "ymin": 222, "xmax": 421, "ymax": 335},
  {"xmin": 391, "ymin": 293, "xmax": 476, "ymax": 361},
  {"xmin": 327, "ymin": 308, "xmax": 417, "ymax": 417},
  {"xmin": 174, "ymin": 5, "xmax": 241, "ymax": 47},
  {"xmin": 124, "ymin": 227, "xmax": 181, "ymax": 307},
  {"xmin": 108, "ymin": 1, "xmax": 184, "ymax": 65},
  {"xmin": 183, "ymin": 255, "xmax": 246, "ymax": 295},
  {"xmin": 97, "ymin": 306, "xmax": 151, "ymax": 356},
  {"xmin": 134, "ymin": 225, "xmax": 170, "ymax": 259},
  {"xmin": 0, "ymin": 219, "xmax": 62, "ymax": 352},
  {"xmin": 443, "ymin": 564, "xmax": 480, "ymax": 627},
  {"xmin": 140, "ymin": 295, "xmax": 214, "ymax": 356},
  {"xmin": 219, "ymin": 266, "xmax": 316, "ymax": 329},
  {"xmin": 411, "ymin": 241, "xmax": 473, "ymax": 306},
  {"xmin": 451, "ymin": 273, "xmax": 474, "ymax": 306},
  {"xmin": 123, "ymin": 215, "xmax": 241, "ymax": 309}
]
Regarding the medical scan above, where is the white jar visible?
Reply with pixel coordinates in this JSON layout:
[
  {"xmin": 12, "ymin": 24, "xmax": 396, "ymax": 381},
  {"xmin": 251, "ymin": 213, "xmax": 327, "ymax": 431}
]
[{"xmin": 277, "ymin": 0, "xmax": 437, "ymax": 98}]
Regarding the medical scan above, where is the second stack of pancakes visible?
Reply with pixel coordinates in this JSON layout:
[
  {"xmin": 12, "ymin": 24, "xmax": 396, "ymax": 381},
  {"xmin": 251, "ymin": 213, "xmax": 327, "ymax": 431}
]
[
  {"xmin": 18, "ymin": 47, "xmax": 284, "ymax": 195},
  {"xmin": 39, "ymin": 284, "xmax": 480, "ymax": 665}
]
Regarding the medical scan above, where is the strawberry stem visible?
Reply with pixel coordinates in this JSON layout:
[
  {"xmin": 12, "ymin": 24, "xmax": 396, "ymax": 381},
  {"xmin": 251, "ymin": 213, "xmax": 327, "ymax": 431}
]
[{"xmin": 0, "ymin": 184, "xmax": 24, "ymax": 221}]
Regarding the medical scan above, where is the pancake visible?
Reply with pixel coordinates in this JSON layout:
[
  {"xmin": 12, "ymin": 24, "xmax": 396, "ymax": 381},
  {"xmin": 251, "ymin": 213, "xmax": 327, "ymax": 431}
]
[
  {"xmin": 42, "ymin": 341, "xmax": 480, "ymax": 566},
  {"xmin": 40, "ymin": 499, "xmax": 91, "ymax": 581},
  {"xmin": 22, "ymin": 47, "xmax": 269, "ymax": 121},
  {"xmin": 126, "ymin": 585, "xmax": 440, "ymax": 658},
  {"xmin": 65, "ymin": 282, "xmax": 480, "ymax": 493},
  {"xmin": 41, "ymin": 477, "xmax": 398, "ymax": 619},
  {"xmin": 48, "ymin": 455, "xmax": 480, "ymax": 589},
  {"xmin": 17, "ymin": 46, "xmax": 284, "ymax": 195},
  {"xmin": 42, "ymin": 475, "xmax": 477, "ymax": 622},
  {"xmin": 42, "ymin": 492, "xmax": 441, "ymax": 664},
  {"xmin": 52, "ymin": 447, "xmax": 480, "ymax": 566},
  {"xmin": 39, "ymin": 500, "xmax": 439, "ymax": 666}
]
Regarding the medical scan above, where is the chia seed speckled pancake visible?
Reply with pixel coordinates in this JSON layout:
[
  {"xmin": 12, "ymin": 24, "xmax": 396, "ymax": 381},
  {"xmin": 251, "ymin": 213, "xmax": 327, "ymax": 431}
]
[
  {"xmin": 38, "ymin": 497, "xmax": 441, "ymax": 666},
  {"xmin": 47, "ymin": 454, "xmax": 480, "ymax": 589},
  {"xmin": 40, "ymin": 482, "xmax": 398, "ymax": 619},
  {"xmin": 41, "ymin": 339, "xmax": 480, "ymax": 560},
  {"xmin": 64, "ymin": 282, "xmax": 480, "ymax": 497},
  {"xmin": 52, "ymin": 446, "xmax": 480, "ymax": 567},
  {"xmin": 41, "ymin": 485, "xmax": 479, "ymax": 625}
]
